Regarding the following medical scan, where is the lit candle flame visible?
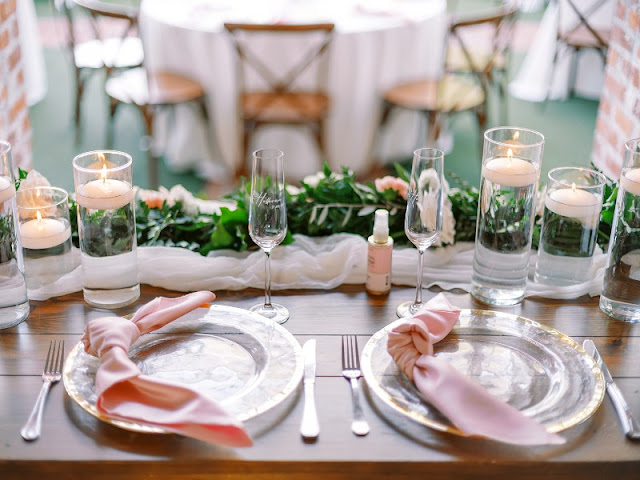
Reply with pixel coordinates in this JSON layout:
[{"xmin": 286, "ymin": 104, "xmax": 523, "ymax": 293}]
[
  {"xmin": 36, "ymin": 210, "xmax": 43, "ymax": 230},
  {"xmin": 507, "ymin": 148, "xmax": 513, "ymax": 166},
  {"xmin": 101, "ymin": 164, "xmax": 107, "ymax": 184},
  {"xmin": 98, "ymin": 152, "xmax": 106, "ymax": 165}
]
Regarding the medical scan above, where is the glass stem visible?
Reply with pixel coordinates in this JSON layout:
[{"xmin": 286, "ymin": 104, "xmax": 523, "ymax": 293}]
[
  {"xmin": 414, "ymin": 248, "xmax": 425, "ymax": 308},
  {"xmin": 264, "ymin": 249, "xmax": 272, "ymax": 308}
]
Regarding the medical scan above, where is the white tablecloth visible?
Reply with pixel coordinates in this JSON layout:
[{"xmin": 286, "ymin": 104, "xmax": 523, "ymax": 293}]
[
  {"xmin": 140, "ymin": 0, "xmax": 448, "ymax": 181},
  {"xmin": 509, "ymin": 0, "xmax": 613, "ymax": 102}
]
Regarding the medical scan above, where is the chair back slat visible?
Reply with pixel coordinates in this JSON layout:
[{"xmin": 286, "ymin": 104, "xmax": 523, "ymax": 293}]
[
  {"xmin": 447, "ymin": 4, "xmax": 517, "ymax": 82},
  {"xmin": 559, "ymin": 0, "xmax": 612, "ymax": 49},
  {"xmin": 224, "ymin": 23, "xmax": 335, "ymax": 96}
]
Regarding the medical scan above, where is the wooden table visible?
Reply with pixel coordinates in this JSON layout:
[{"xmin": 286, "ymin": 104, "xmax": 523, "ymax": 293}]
[{"xmin": 1, "ymin": 285, "xmax": 639, "ymax": 479}]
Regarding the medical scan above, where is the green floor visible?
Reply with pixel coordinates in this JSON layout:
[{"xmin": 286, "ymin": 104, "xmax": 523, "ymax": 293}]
[{"xmin": 29, "ymin": 5, "xmax": 600, "ymax": 196}]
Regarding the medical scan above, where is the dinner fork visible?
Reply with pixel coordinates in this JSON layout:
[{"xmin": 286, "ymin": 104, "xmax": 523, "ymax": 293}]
[
  {"xmin": 21, "ymin": 340, "xmax": 64, "ymax": 441},
  {"xmin": 342, "ymin": 335, "xmax": 370, "ymax": 436}
]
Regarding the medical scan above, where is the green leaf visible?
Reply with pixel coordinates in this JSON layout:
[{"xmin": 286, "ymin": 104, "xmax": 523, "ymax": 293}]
[
  {"xmin": 358, "ymin": 206, "xmax": 376, "ymax": 216},
  {"xmin": 393, "ymin": 163, "xmax": 410, "ymax": 182},
  {"xmin": 322, "ymin": 162, "xmax": 332, "ymax": 178},
  {"xmin": 210, "ymin": 223, "xmax": 235, "ymax": 248}
]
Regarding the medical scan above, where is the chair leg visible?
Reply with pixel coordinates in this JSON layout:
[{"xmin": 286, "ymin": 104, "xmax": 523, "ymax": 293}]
[
  {"xmin": 106, "ymin": 98, "xmax": 119, "ymax": 149},
  {"xmin": 426, "ymin": 111, "xmax": 440, "ymax": 147},
  {"xmin": 140, "ymin": 105, "xmax": 158, "ymax": 190},
  {"xmin": 366, "ymin": 101, "xmax": 393, "ymax": 172},
  {"xmin": 74, "ymin": 68, "xmax": 84, "ymax": 145},
  {"xmin": 476, "ymin": 107, "xmax": 487, "ymax": 158},
  {"xmin": 239, "ymin": 120, "xmax": 254, "ymax": 179},
  {"xmin": 545, "ymin": 41, "xmax": 563, "ymax": 104},
  {"xmin": 568, "ymin": 47, "xmax": 580, "ymax": 97},
  {"xmin": 314, "ymin": 120, "xmax": 328, "ymax": 170},
  {"xmin": 498, "ymin": 73, "xmax": 508, "ymax": 126}
]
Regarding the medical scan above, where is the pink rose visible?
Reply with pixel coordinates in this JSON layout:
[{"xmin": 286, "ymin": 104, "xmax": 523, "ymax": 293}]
[
  {"xmin": 374, "ymin": 176, "xmax": 409, "ymax": 200},
  {"xmin": 137, "ymin": 189, "xmax": 167, "ymax": 209}
]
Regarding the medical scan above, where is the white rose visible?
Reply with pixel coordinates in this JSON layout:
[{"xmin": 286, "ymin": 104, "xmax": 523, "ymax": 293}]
[
  {"xmin": 286, "ymin": 184, "xmax": 302, "ymax": 196},
  {"xmin": 302, "ymin": 172, "xmax": 325, "ymax": 188},
  {"xmin": 415, "ymin": 169, "xmax": 456, "ymax": 247}
]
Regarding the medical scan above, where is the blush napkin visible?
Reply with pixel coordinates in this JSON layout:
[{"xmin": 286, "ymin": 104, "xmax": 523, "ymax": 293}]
[
  {"xmin": 387, "ymin": 293, "xmax": 565, "ymax": 445},
  {"xmin": 81, "ymin": 291, "xmax": 252, "ymax": 447}
]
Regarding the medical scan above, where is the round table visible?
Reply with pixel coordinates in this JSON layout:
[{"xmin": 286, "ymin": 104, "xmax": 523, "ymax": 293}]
[{"xmin": 140, "ymin": 0, "xmax": 447, "ymax": 181}]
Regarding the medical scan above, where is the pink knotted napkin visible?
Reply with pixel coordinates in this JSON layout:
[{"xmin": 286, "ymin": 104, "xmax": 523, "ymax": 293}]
[
  {"xmin": 81, "ymin": 291, "xmax": 252, "ymax": 447},
  {"xmin": 387, "ymin": 293, "xmax": 565, "ymax": 445}
]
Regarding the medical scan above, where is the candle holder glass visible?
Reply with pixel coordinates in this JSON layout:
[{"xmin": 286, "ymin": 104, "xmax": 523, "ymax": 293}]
[
  {"xmin": 600, "ymin": 138, "xmax": 640, "ymax": 322},
  {"xmin": 73, "ymin": 150, "xmax": 139, "ymax": 309},
  {"xmin": 17, "ymin": 187, "xmax": 75, "ymax": 290},
  {"xmin": 0, "ymin": 141, "xmax": 29, "ymax": 328},
  {"xmin": 534, "ymin": 167, "xmax": 605, "ymax": 286},
  {"xmin": 471, "ymin": 127, "xmax": 544, "ymax": 306}
]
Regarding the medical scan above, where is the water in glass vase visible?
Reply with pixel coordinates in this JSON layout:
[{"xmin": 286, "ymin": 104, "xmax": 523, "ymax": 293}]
[
  {"xmin": 600, "ymin": 187, "xmax": 640, "ymax": 322},
  {"xmin": 535, "ymin": 208, "xmax": 599, "ymax": 286},
  {"xmin": 471, "ymin": 179, "xmax": 537, "ymax": 306},
  {"xmin": 0, "ymin": 205, "xmax": 29, "ymax": 328},
  {"xmin": 78, "ymin": 202, "xmax": 139, "ymax": 308},
  {"xmin": 23, "ymin": 233, "xmax": 75, "ymax": 290}
]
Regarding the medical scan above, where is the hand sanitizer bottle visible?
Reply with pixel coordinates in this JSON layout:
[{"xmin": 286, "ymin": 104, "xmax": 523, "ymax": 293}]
[{"xmin": 366, "ymin": 209, "xmax": 393, "ymax": 295}]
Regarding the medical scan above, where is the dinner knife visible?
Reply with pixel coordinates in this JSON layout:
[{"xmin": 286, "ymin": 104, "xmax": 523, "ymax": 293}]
[
  {"xmin": 300, "ymin": 339, "xmax": 320, "ymax": 440},
  {"xmin": 583, "ymin": 339, "xmax": 640, "ymax": 440}
]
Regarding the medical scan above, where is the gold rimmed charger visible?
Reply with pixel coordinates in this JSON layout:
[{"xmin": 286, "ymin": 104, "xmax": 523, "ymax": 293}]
[
  {"xmin": 63, "ymin": 305, "xmax": 304, "ymax": 433},
  {"xmin": 361, "ymin": 309, "xmax": 605, "ymax": 437}
]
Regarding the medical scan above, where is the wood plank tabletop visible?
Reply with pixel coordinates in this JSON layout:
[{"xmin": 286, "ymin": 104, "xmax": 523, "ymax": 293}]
[{"xmin": 1, "ymin": 284, "xmax": 639, "ymax": 479}]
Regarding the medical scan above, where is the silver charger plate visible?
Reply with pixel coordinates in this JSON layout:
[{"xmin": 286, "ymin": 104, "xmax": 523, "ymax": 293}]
[
  {"xmin": 361, "ymin": 309, "xmax": 605, "ymax": 436},
  {"xmin": 63, "ymin": 304, "xmax": 304, "ymax": 434}
]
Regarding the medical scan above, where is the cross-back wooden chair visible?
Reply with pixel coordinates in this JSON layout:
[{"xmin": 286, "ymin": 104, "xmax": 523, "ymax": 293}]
[
  {"xmin": 224, "ymin": 23, "xmax": 335, "ymax": 178},
  {"xmin": 51, "ymin": 0, "xmax": 143, "ymax": 143},
  {"xmin": 549, "ymin": 0, "xmax": 612, "ymax": 99},
  {"xmin": 446, "ymin": 2, "xmax": 518, "ymax": 124},
  {"xmin": 375, "ymin": 3, "xmax": 517, "ymax": 166},
  {"xmin": 104, "ymin": 44, "xmax": 209, "ymax": 190}
]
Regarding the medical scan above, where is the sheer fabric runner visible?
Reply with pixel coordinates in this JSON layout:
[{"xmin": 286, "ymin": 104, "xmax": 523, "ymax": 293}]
[{"xmin": 27, "ymin": 234, "xmax": 605, "ymax": 301}]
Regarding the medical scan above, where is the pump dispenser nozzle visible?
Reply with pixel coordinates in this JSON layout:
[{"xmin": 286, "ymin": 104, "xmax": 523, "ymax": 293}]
[{"xmin": 372, "ymin": 209, "xmax": 389, "ymax": 244}]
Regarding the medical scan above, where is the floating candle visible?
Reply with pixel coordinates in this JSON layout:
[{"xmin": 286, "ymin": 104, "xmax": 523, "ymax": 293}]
[
  {"xmin": 545, "ymin": 183, "xmax": 601, "ymax": 228},
  {"xmin": 481, "ymin": 149, "xmax": 539, "ymax": 187},
  {"xmin": 20, "ymin": 212, "xmax": 71, "ymax": 250},
  {"xmin": 620, "ymin": 168, "xmax": 640, "ymax": 197},
  {"xmin": 0, "ymin": 175, "xmax": 16, "ymax": 204},
  {"xmin": 75, "ymin": 165, "xmax": 134, "ymax": 210}
]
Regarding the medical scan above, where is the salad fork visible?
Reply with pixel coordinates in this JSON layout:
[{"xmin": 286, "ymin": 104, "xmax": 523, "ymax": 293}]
[
  {"xmin": 21, "ymin": 340, "xmax": 64, "ymax": 441},
  {"xmin": 342, "ymin": 335, "xmax": 370, "ymax": 436}
]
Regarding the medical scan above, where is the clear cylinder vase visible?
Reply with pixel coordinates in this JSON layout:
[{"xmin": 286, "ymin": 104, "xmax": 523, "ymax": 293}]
[
  {"xmin": 17, "ymin": 186, "xmax": 75, "ymax": 290},
  {"xmin": 471, "ymin": 127, "xmax": 545, "ymax": 306},
  {"xmin": 600, "ymin": 138, "xmax": 640, "ymax": 322},
  {"xmin": 0, "ymin": 141, "xmax": 29, "ymax": 328},
  {"xmin": 73, "ymin": 150, "xmax": 139, "ymax": 309}
]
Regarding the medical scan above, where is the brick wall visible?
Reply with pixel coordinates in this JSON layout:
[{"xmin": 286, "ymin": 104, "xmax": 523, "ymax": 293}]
[
  {"xmin": 591, "ymin": 0, "xmax": 640, "ymax": 179},
  {"xmin": 0, "ymin": 0, "xmax": 31, "ymax": 171}
]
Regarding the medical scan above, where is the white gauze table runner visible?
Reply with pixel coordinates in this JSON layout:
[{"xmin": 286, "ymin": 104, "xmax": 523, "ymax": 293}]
[{"xmin": 28, "ymin": 233, "xmax": 605, "ymax": 302}]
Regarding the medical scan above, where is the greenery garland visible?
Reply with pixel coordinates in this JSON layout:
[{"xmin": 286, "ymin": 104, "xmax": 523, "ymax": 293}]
[{"xmin": 15, "ymin": 165, "xmax": 620, "ymax": 256}]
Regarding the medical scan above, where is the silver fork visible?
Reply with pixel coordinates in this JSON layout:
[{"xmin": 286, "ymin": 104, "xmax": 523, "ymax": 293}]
[
  {"xmin": 21, "ymin": 340, "xmax": 64, "ymax": 441},
  {"xmin": 342, "ymin": 335, "xmax": 370, "ymax": 436}
]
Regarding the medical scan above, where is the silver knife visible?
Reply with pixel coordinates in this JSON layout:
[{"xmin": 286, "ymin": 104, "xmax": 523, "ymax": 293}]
[
  {"xmin": 300, "ymin": 339, "xmax": 320, "ymax": 439},
  {"xmin": 583, "ymin": 339, "xmax": 640, "ymax": 440}
]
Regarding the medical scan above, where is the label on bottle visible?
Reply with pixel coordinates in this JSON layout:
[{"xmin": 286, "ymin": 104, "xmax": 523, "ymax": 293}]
[{"xmin": 366, "ymin": 240, "xmax": 392, "ymax": 294}]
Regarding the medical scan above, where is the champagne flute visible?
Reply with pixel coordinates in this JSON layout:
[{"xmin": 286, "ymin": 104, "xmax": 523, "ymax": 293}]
[
  {"xmin": 248, "ymin": 149, "xmax": 290, "ymax": 324},
  {"xmin": 396, "ymin": 148, "xmax": 444, "ymax": 318}
]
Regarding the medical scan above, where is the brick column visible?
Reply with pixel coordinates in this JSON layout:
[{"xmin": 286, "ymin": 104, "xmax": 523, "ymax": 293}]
[{"xmin": 0, "ymin": 0, "xmax": 32, "ymax": 171}]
